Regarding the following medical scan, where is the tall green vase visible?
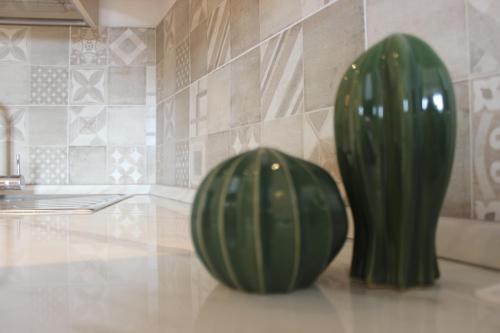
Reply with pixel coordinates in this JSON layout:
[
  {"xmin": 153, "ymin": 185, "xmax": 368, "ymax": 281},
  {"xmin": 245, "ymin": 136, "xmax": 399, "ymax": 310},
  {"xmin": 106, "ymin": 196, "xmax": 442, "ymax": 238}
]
[{"xmin": 335, "ymin": 34, "xmax": 456, "ymax": 288}]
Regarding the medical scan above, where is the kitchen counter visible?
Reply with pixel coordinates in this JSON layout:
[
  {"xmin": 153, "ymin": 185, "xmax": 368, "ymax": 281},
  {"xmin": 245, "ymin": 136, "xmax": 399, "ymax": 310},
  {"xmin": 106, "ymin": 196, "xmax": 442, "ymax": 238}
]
[{"xmin": 0, "ymin": 195, "xmax": 499, "ymax": 333}]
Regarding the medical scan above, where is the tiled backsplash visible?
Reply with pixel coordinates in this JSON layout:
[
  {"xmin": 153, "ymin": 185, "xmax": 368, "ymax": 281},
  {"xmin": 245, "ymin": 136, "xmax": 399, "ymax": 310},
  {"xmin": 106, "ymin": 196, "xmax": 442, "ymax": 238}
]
[
  {"xmin": 0, "ymin": 25, "xmax": 156, "ymax": 185},
  {"xmin": 156, "ymin": 0, "xmax": 500, "ymax": 222}
]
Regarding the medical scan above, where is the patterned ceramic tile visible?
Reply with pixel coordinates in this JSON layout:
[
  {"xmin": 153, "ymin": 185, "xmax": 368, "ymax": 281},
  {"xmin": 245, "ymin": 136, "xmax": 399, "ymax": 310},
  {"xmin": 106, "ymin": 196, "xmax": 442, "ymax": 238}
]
[
  {"xmin": 108, "ymin": 107, "xmax": 146, "ymax": 146},
  {"xmin": 157, "ymin": 47, "xmax": 177, "ymax": 100},
  {"xmin": 146, "ymin": 105, "xmax": 156, "ymax": 146},
  {"xmin": 207, "ymin": 64, "xmax": 231, "ymax": 133},
  {"xmin": 70, "ymin": 68, "xmax": 106, "ymax": 104},
  {"xmin": 164, "ymin": 97, "xmax": 176, "ymax": 139},
  {"xmin": 28, "ymin": 107, "xmax": 67, "ymax": 146},
  {"xmin": 190, "ymin": 0, "xmax": 208, "ymax": 31},
  {"xmin": 108, "ymin": 28, "xmax": 154, "ymax": 66},
  {"xmin": 261, "ymin": 114, "xmax": 303, "ymax": 158},
  {"xmin": 108, "ymin": 66, "xmax": 146, "ymax": 105},
  {"xmin": 29, "ymin": 147, "xmax": 68, "ymax": 185},
  {"xmin": 260, "ymin": 0, "xmax": 301, "ymax": 40},
  {"xmin": 70, "ymin": 27, "xmax": 107, "ymax": 65},
  {"xmin": 176, "ymin": 38, "xmax": 190, "ymax": 90},
  {"xmin": 190, "ymin": 20, "xmax": 208, "ymax": 81},
  {"xmin": 230, "ymin": 0, "xmax": 260, "ymax": 58},
  {"xmin": 108, "ymin": 147, "xmax": 146, "ymax": 185},
  {"xmin": 0, "ymin": 64, "xmax": 30, "ymax": 104},
  {"xmin": 472, "ymin": 75, "xmax": 500, "ymax": 221},
  {"xmin": 301, "ymin": 0, "xmax": 333, "ymax": 17},
  {"xmin": 189, "ymin": 136, "xmax": 206, "ymax": 187},
  {"xmin": 230, "ymin": 48, "xmax": 261, "ymax": 127},
  {"xmin": 157, "ymin": 140, "xmax": 176, "ymax": 185},
  {"xmin": 147, "ymin": 146, "xmax": 156, "ymax": 184},
  {"xmin": 0, "ymin": 26, "xmax": 29, "ymax": 62},
  {"xmin": 175, "ymin": 88, "xmax": 190, "ymax": 139},
  {"xmin": 30, "ymin": 27, "xmax": 69, "ymax": 66},
  {"xmin": 69, "ymin": 147, "xmax": 107, "ymax": 184},
  {"xmin": 207, "ymin": 0, "xmax": 230, "ymax": 71},
  {"xmin": 260, "ymin": 24, "xmax": 304, "ymax": 121},
  {"xmin": 69, "ymin": 106, "xmax": 107, "ymax": 146},
  {"xmin": 206, "ymin": 131, "xmax": 230, "ymax": 170},
  {"xmin": 156, "ymin": 19, "xmax": 165, "ymax": 62},
  {"xmin": 230, "ymin": 125, "xmax": 260, "ymax": 155},
  {"xmin": 146, "ymin": 66, "xmax": 156, "ymax": 106},
  {"xmin": 175, "ymin": 140, "xmax": 190, "ymax": 187},
  {"xmin": 31, "ymin": 66, "xmax": 68, "ymax": 105},
  {"xmin": 172, "ymin": 0, "xmax": 190, "ymax": 45},
  {"xmin": 189, "ymin": 77, "xmax": 208, "ymax": 137},
  {"xmin": 468, "ymin": 0, "xmax": 500, "ymax": 77},
  {"xmin": 0, "ymin": 106, "xmax": 27, "ymax": 143}
]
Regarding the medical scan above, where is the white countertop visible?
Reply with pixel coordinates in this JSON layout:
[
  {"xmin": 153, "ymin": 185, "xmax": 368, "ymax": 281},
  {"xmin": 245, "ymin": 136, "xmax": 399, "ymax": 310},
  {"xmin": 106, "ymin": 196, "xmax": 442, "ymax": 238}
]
[{"xmin": 0, "ymin": 195, "xmax": 499, "ymax": 333}]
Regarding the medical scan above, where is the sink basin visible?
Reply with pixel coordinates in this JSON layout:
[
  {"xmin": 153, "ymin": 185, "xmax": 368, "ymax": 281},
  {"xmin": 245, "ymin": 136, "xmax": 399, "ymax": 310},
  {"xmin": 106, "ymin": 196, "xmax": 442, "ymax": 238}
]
[{"xmin": 0, "ymin": 194, "xmax": 131, "ymax": 215}]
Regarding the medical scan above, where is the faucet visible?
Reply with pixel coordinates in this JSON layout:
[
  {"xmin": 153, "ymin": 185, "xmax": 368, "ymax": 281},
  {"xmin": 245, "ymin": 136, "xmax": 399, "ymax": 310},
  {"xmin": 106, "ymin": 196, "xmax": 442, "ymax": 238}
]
[{"xmin": 0, "ymin": 154, "xmax": 25, "ymax": 190}]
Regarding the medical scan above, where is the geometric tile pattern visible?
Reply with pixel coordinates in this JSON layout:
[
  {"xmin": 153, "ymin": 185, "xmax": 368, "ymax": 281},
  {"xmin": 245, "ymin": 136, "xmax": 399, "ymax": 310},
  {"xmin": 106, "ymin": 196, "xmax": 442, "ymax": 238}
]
[
  {"xmin": 207, "ymin": 0, "xmax": 230, "ymax": 71},
  {"xmin": 70, "ymin": 68, "xmax": 106, "ymax": 104},
  {"xmin": 175, "ymin": 38, "xmax": 190, "ymax": 90},
  {"xmin": 70, "ymin": 28, "xmax": 107, "ymax": 65},
  {"xmin": 175, "ymin": 140, "xmax": 189, "ymax": 187},
  {"xmin": 189, "ymin": 137, "xmax": 205, "ymax": 187},
  {"xmin": 0, "ymin": 26, "xmax": 29, "ymax": 62},
  {"xmin": 230, "ymin": 125, "xmax": 260, "ymax": 155},
  {"xmin": 0, "ymin": 106, "xmax": 26, "ymax": 143},
  {"xmin": 108, "ymin": 28, "xmax": 149, "ymax": 66},
  {"xmin": 31, "ymin": 66, "xmax": 69, "ymax": 105},
  {"xmin": 108, "ymin": 147, "xmax": 146, "ymax": 184},
  {"xmin": 190, "ymin": 0, "xmax": 208, "ymax": 32},
  {"xmin": 189, "ymin": 77, "xmax": 208, "ymax": 137},
  {"xmin": 69, "ymin": 106, "xmax": 107, "ymax": 146},
  {"xmin": 29, "ymin": 147, "xmax": 67, "ymax": 185}
]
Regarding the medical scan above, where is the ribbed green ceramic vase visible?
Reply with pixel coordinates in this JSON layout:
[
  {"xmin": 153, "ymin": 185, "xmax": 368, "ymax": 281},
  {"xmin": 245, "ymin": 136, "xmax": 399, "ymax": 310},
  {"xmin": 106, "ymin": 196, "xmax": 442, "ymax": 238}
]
[
  {"xmin": 335, "ymin": 34, "xmax": 456, "ymax": 288},
  {"xmin": 191, "ymin": 148, "xmax": 348, "ymax": 294}
]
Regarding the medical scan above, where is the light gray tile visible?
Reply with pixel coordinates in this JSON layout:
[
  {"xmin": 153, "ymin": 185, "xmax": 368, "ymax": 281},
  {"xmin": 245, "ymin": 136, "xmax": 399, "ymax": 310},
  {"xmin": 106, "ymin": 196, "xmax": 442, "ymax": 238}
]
[
  {"xmin": 30, "ymin": 27, "xmax": 69, "ymax": 66},
  {"xmin": 230, "ymin": 0, "xmax": 260, "ymax": 58},
  {"xmin": 70, "ymin": 27, "xmax": 107, "ymax": 65},
  {"xmin": 175, "ymin": 140, "xmax": 190, "ymax": 187},
  {"xmin": 261, "ymin": 114, "xmax": 303, "ymax": 158},
  {"xmin": 156, "ymin": 19, "xmax": 165, "ymax": 63},
  {"xmin": 108, "ymin": 28, "xmax": 155, "ymax": 66},
  {"xmin": 0, "ymin": 26, "xmax": 30, "ymax": 63},
  {"xmin": 29, "ymin": 146, "xmax": 68, "ymax": 185},
  {"xmin": 468, "ymin": 0, "xmax": 500, "ymax": 77},
  {"xmin": 207, "ymin": 64, "xmax": 231, "ymax": 133},
  {"xmin": 175, "ymin": 88, "xmax": 190, "ymax": 139},
  {"xmin": 207, "ymin": 0, "xmax": 230, "ymax": 71},
  {"xmin": 69, "ymin": 147, "xmax": 107, "ymax": 184},
  {"xmin": 230, "ymin": 48, "xmax": 261, "ymax": 127},
  {"xmin": 0, "ymin": 106, "xmax": 27, "ymax": 143},
  {"xmin": 172, "ymin": 0, "xmax": 190, "ymax": 45},
  {"xmin": 157, "ymin": 140, "xmax": 176, "ymax": 185},
  {"xmin": 260, "ymin": 23, "xmax": 304, "ymax": 121},
  {"xmin": 70, "ymin": 68, "xmax": 106, "ymax": 105},
  {"xmin": 69, "ymin": 106, "xmax": 107, "ymax": 146},
  {"xmin": 303, "ymin": 0, "xmax": 364, "ymax": 112},
  {"xmin": 190, "ymin": 77, "xmax": 208, "ymax": 137},
  {"xmin": 230, "ymin": 124, "xmax": 260, "ymax": 155},
  {"xmin": 176, "ymin": 38, "xmax": 190, "ymax": 90},
  {"xmin": 0, "ymin": 64, "xmax": 30, "ymax": 104},
  {"xmin": 189, "ymin": 136, "xmax": 206, "ymax": 187},
  {"xmin": 300, "ymin": 0, "xmax": 333, "ymax": 17},
  {"xmin": 108, "ymin": 107, "xmax": 146, "ymax": 146},
  {"xmin": 147, "ymin": 146, "xmax": 156, "ymax": 184},
  {"xmin": 190, "ymin": 20, "xmax": 208, "ymax": 81},
  {"xmin": 28, "ymin": 107, "xmax": 67, "ymax": 146},
  {"xmin": 157, "ymin": 47, "xmax": 177, "ymax": 100},
  {"xmin": 108, "ymin": 146, "xmax": 147, "ymax": 184},
  {"xmin": 207, "ymin": 131, "xmax": 230, "ymax": 170},
  {"xmin": 366, "ymin": 0, "xmax": 467, "ymax": 81},
  {"xmin": 108, "ymin": 66, "xmax": 146, "ymax": 105},
  {"xmin": 31, "ymin": 66, "xmax": 68, "ymax": 105},
  {"xmin": 260, "ymin": 0, "xmax": 301, "ymax": 40}
]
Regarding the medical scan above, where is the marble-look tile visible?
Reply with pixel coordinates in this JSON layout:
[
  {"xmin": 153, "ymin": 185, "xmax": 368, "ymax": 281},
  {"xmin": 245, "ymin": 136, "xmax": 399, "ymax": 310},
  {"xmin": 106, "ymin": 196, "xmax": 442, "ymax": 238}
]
[
  {"xmin": 366, "ymin": 0, "xmax": 467, "ymax": 81},
  {"xmin": 260, "ymin": 24, "xmax": 304, "ymax": 121},
  {"xmin": 108, "ymin": 28, "xmax": 154, "ymax": 66},
  {"xmin": 108, "ymin": 66, "xmax": 146, "ymax": 105},
  {"xmin": 189, "ymin": 77, "xmax": 208, "ymax": 137},
  {"xmin": 108, "ymin": 147, "xmax": 147, "ymax": 185},
  {"xmin": 230, "ymin": 0, "xmax": 260, "ymax": 58},
  {"xmin": 70, "ymin": 27, "xmax": 107, "ymax": 66},
  {"xmin": 0, "ymin": 106, "xmax": 27, "ymax": 143},
  {"xmin": 108, "ymin": 107, "xmax": 146, "ymax": 146},
  {"xmin": 207, "ymin": 64, "xmax": 231, "ymax": 134},
  {"xmin": 70, "ymin": 68, "xmax": 106, "ymax": 105},
  {"xmin": 175, "ymin": 88, "xmax": 190, "ymax": 139},
  {"xmin": 69, "ymin": 147, "xmax": 107, "ymax": 185},
  {"xmin": 0, "ymin": 64, "xmax": 29, "ymax": 104},
  {"xmin": 300, "ymin": 0, "xmax": 333, "ymax": 17},
  {"xmin": 261, "ymin": 114, "xmax": 303, "ymax": 158},
  {"xmin": 472, "ymin": 75, "xmax": 500, "ymax": 221},
  {"xmin": 206, "ymin": 131, "xmax": 230, "ymax": 170},
  {"xmin": 190, "ymin": 20, "xmax": 208, "ymax": 82},
  {"xmin": 442, "ymin": 82, "xmax": 472, "ymax": 219},
  {"xmin": 190, "ymin": 0, "xmax": 208, "ymax": 32},
  {"xmin": 31, "ymin": 66, "xmax": 68, "ymax": 105},
  {"xmin": 69, "ymin": 106, "xmax": 107, "ymax": 146},
  {"xmin": 468, "ymin": 0, "xmax": 500, "ymax": 77},
  {"xmin": 175, "ymin": 140, "xmax": 190, "ymax": 187},
  {"xmin": 207, "ymin": 0, "xmax": 230, "ymax": 71},
  {"xmin": 303, "ymin": 0, "xmax": 364, "ymax": 112},
  {"xmin": 230, "ymin": 48, "xmax": 261, "ymax": 127},
  {"xmin": 176, "ymin": 38, "xmax": 191, "ymax": 90},
  {"xmin": 29, "ymin": 146, "xmax": 68, "ymax": 185},
  {"xmin": 303, "ymin": 107, "xmax": 339, "ymax": 181},
  {"xmin": 260, "ymin": 0, "xmax": 301, "ymax": 40},
  {"xmin": 230, "ymin": 124, "xmax": 260, "ymax": 155},
  {"xmin": 30, "ymin": 27, "xmax": 69, "ymax": 65},
  {"xmin": 189, "ymin": 136, "xmax": 206, "ymax": 187},
  {"xmin": 28, "ymin": 107, "xmax": 67, "ymax": 146},
  {"xmin": 0, "ymin": 26, "xmax": 30, "ymax": 63}
]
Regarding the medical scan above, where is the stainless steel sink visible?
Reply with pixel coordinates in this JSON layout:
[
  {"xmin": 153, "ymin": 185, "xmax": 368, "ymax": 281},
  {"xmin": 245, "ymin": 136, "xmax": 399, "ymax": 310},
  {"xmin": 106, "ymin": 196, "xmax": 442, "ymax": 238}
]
[{"xmin": 0, "ymin": 194, "xmax": 131, "ymax": 215}]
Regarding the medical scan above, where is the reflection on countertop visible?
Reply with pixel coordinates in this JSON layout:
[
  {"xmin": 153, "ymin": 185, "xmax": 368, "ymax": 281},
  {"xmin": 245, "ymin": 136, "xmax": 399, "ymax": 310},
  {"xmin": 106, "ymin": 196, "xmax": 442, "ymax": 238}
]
[{"xmin": 0, "ymin": 195, "xmax": 499, "ymax": 333}]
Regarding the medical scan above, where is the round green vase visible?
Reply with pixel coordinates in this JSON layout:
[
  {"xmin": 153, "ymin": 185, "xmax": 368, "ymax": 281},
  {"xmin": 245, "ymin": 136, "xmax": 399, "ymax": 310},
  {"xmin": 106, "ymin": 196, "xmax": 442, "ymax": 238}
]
[
  {"xmin": 335, "ymin": 34, "xmax": 456, "ymax": 288},
  {"xmin": 191, "ymin": 148, "xmax": 348, "ymax": 294}
]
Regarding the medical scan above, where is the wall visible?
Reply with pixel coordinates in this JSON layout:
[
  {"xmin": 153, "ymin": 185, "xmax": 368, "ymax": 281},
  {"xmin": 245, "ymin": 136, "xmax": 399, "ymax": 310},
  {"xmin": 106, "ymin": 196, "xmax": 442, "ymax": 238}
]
[
  {"xmin": 0, "ymin": 25, "xmax": 156, "ymax": 185},
  {"xmin": 155, "ymin": 0, "xmax": 500, "ymax": 222}
]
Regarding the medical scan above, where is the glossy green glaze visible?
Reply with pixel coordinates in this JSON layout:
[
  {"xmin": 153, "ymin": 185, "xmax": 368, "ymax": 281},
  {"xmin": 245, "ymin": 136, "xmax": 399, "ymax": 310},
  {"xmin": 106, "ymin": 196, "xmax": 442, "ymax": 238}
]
[
  {"xmin": 335, "ymin": 34, "xmax": 456, "ymax": 288},
  {"xmin": 191, "ymin": 148, "xmax": 348, "ymax": 294}
]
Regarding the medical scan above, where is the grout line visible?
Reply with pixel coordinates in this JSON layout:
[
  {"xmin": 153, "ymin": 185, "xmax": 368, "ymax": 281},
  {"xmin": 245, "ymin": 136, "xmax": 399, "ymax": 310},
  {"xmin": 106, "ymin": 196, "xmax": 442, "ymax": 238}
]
[
  {"xmin": 363, "ymin": 0, "xmax": 368, "ymax": 50},
  {"xmin": 464, "ymin": 0, "xmax": 474, "ymax": 219}
]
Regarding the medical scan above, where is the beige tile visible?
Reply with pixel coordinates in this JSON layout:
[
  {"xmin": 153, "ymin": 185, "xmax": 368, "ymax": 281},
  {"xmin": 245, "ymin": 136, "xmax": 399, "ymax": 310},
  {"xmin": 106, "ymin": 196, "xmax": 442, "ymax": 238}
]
[
  {"xmin": 442, "ymin": 82, "xmax": 472, "ymax": 219},
  {"xmin": 230, "ymin": 0, "xmax": 260, "ymax": 58},
  {"xmin": 303, "ymin": 0, "xmax": 364, "ymax": 112},
  {"xmin": 261, "ymin": 114, "xmax": 303, "ymax": 158},
  {"xmin": 260, "ymin": 0, "xmax": 301, "ymax": 40},
  {"xmin": 300, "ymin": 0, "xmax": 333, "ymax": 17},
  {"xmin": 70, "ymin": 27, "xmax": 107, "ymax": 66},
  {"xmin": 157, "ymin": 47, "xmax": 177, "ymax": 101},
  {"xmin": 230, "ymin": 48, "xmax": 261, "ymax": 127},
  {"xmin": 108, "ymin": 107, "xmax": 146, "ymax": 146},
  {"xmin": 28, "ymin": 107, "xmax": 67, "ymax": 146},
  {"xmin": 108, "ymin": 28, "xmax": 155, "ymax": 66},
  {"xmin": 70, "ymin": 68, "xmax": 106, "ymax": 105},
  {"xmin": 175, "ymin": 38, "xmax": 190, "ymax": 90},
  {"xmin": 207, "ymin": 64, "xmax": 231, "ymax": 134},
  {"xmin": 175, "ymin": 88, "xmax": 190, "ymax": 139},
  {"xmin": 175, "ymin": 140, "xmax": 190, "ymax": 187},
  {"xmin": 230, "ymin": 124, "xmax": 260, "ymax": 155},
  {"xmin": 108, "ymin": 146, "xmax": 147, "ymax": 184},
  {"xmin": 190, "ymin": 0, "xmax": 208, "ymax": 32},
  {"xmin": 207, "ymin": 0, "xmax": 231, "ymax": 71},
  {"xmin": 69, "ymin": 106, "xmax": 107, "ymax": 146},
  {"xmin": 0, "ymin": 26, "xmax": 30, "ymax": 63},
  {"xmin": 31, "ymin": 66, "xmax": 68, "ymax": 105},
  {"xmin": 468, "ymin": 0, "xmax": 500, "ymax": 77},
  {"xmin": 29, "ymin": 146, "xmax": 68, "ymax": 185},
  {"xmin": 190, "ymin": 77, "xmax": 208, "ymax": 137},
  {"xmin": 156, "ymin": 19, "xmax": 165, "ymax": 63},
  {"xmin": 69, "ymin": 147, "xmax": 107, "ymax": 185},
  {"xmin": 0, "ymin": 64, "xmax": 30, "ymax": 104},
  {"xmin": 190, "ymin": 19, "xmax": 208, "ymax": 81},
  {"xmin": 158, "ymin": 140, "xmax": 176, "ymax": 185},
  {"xmin": 189, "ymin": 136, "xmax": 207, "ymax": 187},
  {"xmin": 206, "ymin": 131, "xmax": 230, "ymax": 170},
  {"xmin": 366, "ymin": 0, "xmax": 467, "ymax": 81},
  {"xmin": 172, "ymin": 0, "xmax": 190, "ymax": 45},
  {"xmin": 108, "ymin": 67, "xmax": 146, "ymax": 105},
  {"xmin": 30, "ymin": 26, "xmax": 69, "ymax": 65}
]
